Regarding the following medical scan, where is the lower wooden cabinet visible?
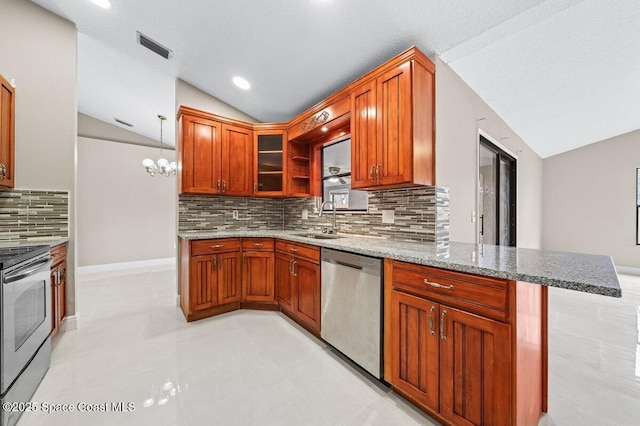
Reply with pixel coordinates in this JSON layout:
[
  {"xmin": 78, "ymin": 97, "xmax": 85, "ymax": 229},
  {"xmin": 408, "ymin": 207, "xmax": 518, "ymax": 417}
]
[
  {"xmin": 293, "ymin": 258, "xmax": 321, "ymax": 333},
  {"xmin": 50, "ymin": 243, "xmax": 67, "ymax": 337},
  {"xmin": 243, "ymin": 240, "xmax": 275, "ymax": 302},
  {"xmin": 439, "ymin": 306, "xmax": 511, "ymax": 426},
  {"xmin": 217, "ymin": 251, "xmax": 242, "ymax": 305},
  {"xmin": 275, "ymin": 253, "xmax": 294, "ymax": 311},
  {"xmin": 387, "ymin": 290, "xmax": 440, "ymax": 411},
  {"xmin": 180, "ymin": 238, "xmax": 243, "ymax": 320},
  {"xmin": 274, "ymin": 242, "xmax": 321, "ymax": 334},
  {"xmin": 385, "ymin": 259, "xmax": 544, "ymax": 426}
]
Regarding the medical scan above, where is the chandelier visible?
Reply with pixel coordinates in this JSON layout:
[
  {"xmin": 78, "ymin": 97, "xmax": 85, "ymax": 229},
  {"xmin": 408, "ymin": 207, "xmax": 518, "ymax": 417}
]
[{"xmin": 143, "ymin": 115, "xmax": 176, "ymax": 177}]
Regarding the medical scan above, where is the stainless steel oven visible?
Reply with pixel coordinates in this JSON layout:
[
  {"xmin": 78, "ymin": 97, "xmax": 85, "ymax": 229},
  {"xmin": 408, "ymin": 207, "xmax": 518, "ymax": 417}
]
[{"xmin": 1, "ymin": 246, "xmax": 52, "ymax": 426}]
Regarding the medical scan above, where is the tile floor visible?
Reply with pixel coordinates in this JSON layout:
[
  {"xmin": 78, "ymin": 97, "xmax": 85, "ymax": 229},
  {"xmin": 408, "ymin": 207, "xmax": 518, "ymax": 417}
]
[{"xmin": 16, "ymin": 267, "xmax": 640, "ymax": 425}]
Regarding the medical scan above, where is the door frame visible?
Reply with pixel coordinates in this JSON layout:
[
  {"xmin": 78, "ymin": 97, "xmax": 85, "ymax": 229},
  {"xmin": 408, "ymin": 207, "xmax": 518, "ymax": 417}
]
[{"xmin": 476, "ymin": 129, "xmax": 518, "ymax": 246}]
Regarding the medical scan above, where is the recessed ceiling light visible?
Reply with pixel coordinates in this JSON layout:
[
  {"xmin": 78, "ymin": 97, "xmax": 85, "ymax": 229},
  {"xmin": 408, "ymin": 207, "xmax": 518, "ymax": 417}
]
[
  {"xmin": 89, "ymin": 0, "xmax": 113, "ymax": 9},
  {"xmin": 233, "ymin": 76, "xmax": 250, "ymax": 90},
  {"xmin": 321, "ymin": 126, "xmax": 329, "ymax": 132}
]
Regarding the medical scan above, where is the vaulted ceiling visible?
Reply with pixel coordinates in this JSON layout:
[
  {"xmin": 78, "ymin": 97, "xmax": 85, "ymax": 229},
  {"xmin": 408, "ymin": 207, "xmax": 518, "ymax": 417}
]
[{"xmin": 30, "ymin": 0, "xmax": 640, "ymax": 157}]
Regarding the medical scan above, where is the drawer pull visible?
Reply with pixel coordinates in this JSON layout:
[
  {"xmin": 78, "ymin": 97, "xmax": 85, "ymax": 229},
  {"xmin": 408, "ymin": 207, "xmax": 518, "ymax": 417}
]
[
  {"xmin": 429, "ymin": 306, "xmax": 436, "ymax": 336},
  {"xmin": 211, "ymin": 244, "xmax": 225, "ymax": 249},
  {"xmin": 290, "ymin": 247, "xmax": 298, "ymax": 253},
  {"xmin": 251, "ymin": 243, "xmax": 264, "ymax": 247},
  {"xmin": 424, "ymin": 279, "xmax": 454, "ymax": 290},
  {"xmin": 440, "ymin": 310, "xmax": 447, "ymax": 340}
]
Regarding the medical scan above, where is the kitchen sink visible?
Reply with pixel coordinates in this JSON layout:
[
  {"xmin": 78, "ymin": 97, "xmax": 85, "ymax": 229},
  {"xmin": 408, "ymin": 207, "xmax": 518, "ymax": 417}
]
[{"xmin": 291, "ymin": 233, "xmax": 344, "ymax": 240}]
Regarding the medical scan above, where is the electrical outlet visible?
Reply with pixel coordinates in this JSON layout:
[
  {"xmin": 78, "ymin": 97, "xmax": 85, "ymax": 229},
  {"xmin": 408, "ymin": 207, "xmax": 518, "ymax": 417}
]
[
  {"xmin": 301, "ymin": 209, "xmax": 308, "ymax": 220},
  {"xmin": 381, "ymin": 210, "xmax": 395, "ymax": 224},
  {"xmin": 232, "ymin": 210, "xmax": 239, "ymax": 220}
]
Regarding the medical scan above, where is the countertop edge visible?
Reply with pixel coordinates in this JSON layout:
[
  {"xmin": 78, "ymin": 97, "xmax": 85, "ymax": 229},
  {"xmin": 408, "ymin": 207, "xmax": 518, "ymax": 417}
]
[{"xmin": 177, "ymin": 231, "xmax": 621, "ymax": 298}]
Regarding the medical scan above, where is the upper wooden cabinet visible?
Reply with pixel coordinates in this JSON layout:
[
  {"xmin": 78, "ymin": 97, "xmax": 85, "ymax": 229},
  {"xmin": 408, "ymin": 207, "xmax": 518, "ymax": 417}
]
[
  {"xmin": 254, "ymin": 125, "xmax": 287, "ymax": 197},
  {"xmin": 351, "ymin": 49, "xmax": 435, "ymax": 190},
  {"xmin": 178, "ymin": 107, "xmax": 253, "ymax": 196},
  {"xmin": 221, "ymin": 123, "xmax": 253, "ymax": 196},
  {"xmin": 0, "ymin": 74, "xmax": 16, "ymax": 189},
  {"xmin": 177, "ymin": 46, "xmax": 435, "ymax": 197}
]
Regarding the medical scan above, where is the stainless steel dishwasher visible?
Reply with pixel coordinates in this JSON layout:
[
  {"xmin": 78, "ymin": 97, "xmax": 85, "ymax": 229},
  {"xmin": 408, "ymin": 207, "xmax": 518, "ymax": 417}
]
[{"xmin": 321, "ymin": 248, "xmax": 383, "ymax": 379}]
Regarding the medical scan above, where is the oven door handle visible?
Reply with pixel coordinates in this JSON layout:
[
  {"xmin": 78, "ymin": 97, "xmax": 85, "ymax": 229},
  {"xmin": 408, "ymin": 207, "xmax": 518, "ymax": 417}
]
[{"xmin": 4, "ymin": 258, "xmax": 52, "ymax": 284}]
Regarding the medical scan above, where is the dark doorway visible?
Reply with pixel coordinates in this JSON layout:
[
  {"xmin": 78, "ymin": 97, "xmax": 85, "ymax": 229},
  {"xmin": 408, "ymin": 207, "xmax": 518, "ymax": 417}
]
[{"xmin": 478, "ymin": 135, "xmax": 517, "ymax": 246}]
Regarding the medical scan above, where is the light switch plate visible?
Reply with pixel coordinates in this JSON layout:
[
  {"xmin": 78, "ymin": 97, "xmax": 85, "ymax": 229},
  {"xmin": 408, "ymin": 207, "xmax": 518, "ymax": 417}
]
[
  {"xmin": 381, "ymin": 210, "xmax": 395, "ymax": 224},
  {"xmin": 302, "ymin": 209, "xmax": 308, "ymax": 220},
  {"xmin": 232, "ymin": 210, "xmax": 239, "ymax": 220}
]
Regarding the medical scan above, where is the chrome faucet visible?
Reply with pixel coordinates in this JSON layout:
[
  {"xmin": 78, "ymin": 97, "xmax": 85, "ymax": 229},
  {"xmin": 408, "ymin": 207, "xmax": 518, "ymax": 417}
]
[{"xmin": 319, "ymin": 200, "xmax": 338, "ymax": 234}]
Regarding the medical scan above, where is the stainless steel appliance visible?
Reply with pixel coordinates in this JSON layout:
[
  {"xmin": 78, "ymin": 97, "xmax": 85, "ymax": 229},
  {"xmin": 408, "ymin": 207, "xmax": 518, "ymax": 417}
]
[
  {"xmin": 0, "ymin": 245, "xmax": 52, "ymax": 426},
  {"xmin": 321, "ymin": 248, "xmax": 383, "ymax": 379}
]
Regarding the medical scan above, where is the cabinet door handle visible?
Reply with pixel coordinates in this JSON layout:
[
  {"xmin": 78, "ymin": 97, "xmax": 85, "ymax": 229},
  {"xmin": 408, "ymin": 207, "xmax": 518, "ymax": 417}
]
[
  {"xmin": 291, "ymin": 260, "xmax": 297, "ymax": 277},
  {"xmin": 213, "ymin": 256, "xmax": 217, "ymax": 270},
  {"xmin": 251, "ymin": 243, "xmax": 264, "ymax": 247},
  {"xmin": 217, "ymin": 179, "xmax": 221, "ymax": 193},
  {"xmin": 0, "ymin": 163, "xmax": 5, "ymax": 181},
  {"xmin": 289, "ymin": 258, "xmax": 294, "ymax": 275},
  {"xmin": 429, "ymin": 306, "xmax": 436, "ymax": 336},
  {"xmin": 424, "ymin": 279, "xmax": 454, "ymax": 291},
  {"xmin": 375, "ymin": 164, "xmax": 381, "ymax": 183},
  {"xmin": 290, "ymin": 247, "xmax": 298, "ymax": 253},
  {"xmin": 242, "ymin": 253, "xmax": 246, "ymax": 266},
  {"xmin": 222, "ymin": 180, "xmax": 226, "ymax": 193},
  {"xmin": 218, "ymin": 255, "xmax": 223, "ymax": 270},
  {"xmin": 440, "ymin": 310, "xmax": 447, "ymax": 340},
  {"xmin": 369, "ymin": 165, "xmax": 375, "ymax": 182}
]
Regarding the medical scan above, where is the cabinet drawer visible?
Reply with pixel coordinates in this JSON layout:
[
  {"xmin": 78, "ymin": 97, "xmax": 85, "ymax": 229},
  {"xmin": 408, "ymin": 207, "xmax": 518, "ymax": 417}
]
[
  {"xmin": 50, "ymin": 243, "xmax": 67, "ymax": 266},
  {"xmin": 191, "ymin": 238, "xmax": 241, "ymax": 256},
  {"xmin": 242, "ymin": 238, "xmax": 274, "ymax": 251},
  {"xmin": 389, "ymin": 261, "xmax": 508, "ymax": 321},
  {"xmin": 275, "ymin": 240, "xmax": 320, "ymax": 263}
]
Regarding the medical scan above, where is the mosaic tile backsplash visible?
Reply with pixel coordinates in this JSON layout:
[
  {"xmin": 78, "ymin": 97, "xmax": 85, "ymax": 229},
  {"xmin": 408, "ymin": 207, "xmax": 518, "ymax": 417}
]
[
  {"xmin": 0, "ymin": 189, "xmax": 69, "ymax": 242},
  {"xmin": 180, "ymin": 186, "xmax": 450, "ymax": 246},
  {"xmin": 283, "ymin": 186, "xmax": 450, "ymax": 246},
  {"xmin": 179, "ymin": 195, "xmax": 283, "ymax": 231}
]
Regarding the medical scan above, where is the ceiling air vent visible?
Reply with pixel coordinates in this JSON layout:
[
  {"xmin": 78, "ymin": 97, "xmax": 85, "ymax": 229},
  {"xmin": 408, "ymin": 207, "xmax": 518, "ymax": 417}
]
[
  {"xmin": 136, "ymin": 31, "xmax": 172, "ymax": 60},
  {"xmin": 114, "ymin": 118, "xmax": 133, "ymax": 127}
]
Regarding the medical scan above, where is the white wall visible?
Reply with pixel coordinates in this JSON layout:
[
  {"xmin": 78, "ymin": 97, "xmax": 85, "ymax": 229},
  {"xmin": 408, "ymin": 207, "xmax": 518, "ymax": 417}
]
[
  {"xmin": 175, "ymin": 79, "xmax": 257, "ymax": 122},
  {"xmin": 543, "ymin": 129, "xmax": 640, "ymax": 268},
  {"xmin": 77, "ymin": 136, "xmax": 176, "ymax": 266},
  {"xmin": 435, "ymin": 57, "xmax": 543, "ymax": 248},
  {"xmin": 79, "ymin": 113, "xmax": 161, "ymax": 149},
  {"xmin": 0, "ymin": 0, "xmax": 78, "ymax": 313}
]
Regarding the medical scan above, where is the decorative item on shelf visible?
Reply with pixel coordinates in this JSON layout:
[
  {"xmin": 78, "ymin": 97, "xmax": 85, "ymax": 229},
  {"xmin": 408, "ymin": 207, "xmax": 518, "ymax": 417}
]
[{"xmin": 143, "ymin": 114, "xmax": 176, "ymax": 177}]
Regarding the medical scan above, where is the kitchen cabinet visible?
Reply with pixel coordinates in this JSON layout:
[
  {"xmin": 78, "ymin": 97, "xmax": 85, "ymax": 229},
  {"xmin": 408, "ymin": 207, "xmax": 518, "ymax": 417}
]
[
  {"xmin": 351, "ymin": 49, "xmax": 435, "ymax": 190},
  {"xmin": 50, "ymin": 243, "xmax": 67, "ymax": 337},
  {"xmin": 242, "ymin": 238, "xmax": 275, "ymax": 302},
  {"xmin": 385, "ymin": 259, "xmax": 543, "ymax": 426},
  {"xmin": 275, "ymin": 240, "xmax": 321, "ymax": 334},
  {"xmin": 275, "ymin": 252, "xmax": 295, "ymax": 311},
  {"xmin": 178, "ymin": 107, "xmax": 253, "ymax": 196},
  {"xmin": 0, "ymin": 73, "xmax": 15, "ymax": 189},
  {"xmin": 180, "ymin": 238, "xmax": 242, "ymax": 321},
  {"xmin": 221, "ymin": 123, "xmax": 253, "ymax": 196},
  {"xmin": 254, "ymin": 127, "xmax": 287, "ymax": 196}
]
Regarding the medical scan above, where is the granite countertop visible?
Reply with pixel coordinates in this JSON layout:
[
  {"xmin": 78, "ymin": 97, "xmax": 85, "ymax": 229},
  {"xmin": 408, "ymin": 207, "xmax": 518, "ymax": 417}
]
[
  {"xmin": 178, "ymin": 230, "xmax": 621, "ymax": 297},
  {"xmin": 0, "ymin": 237, "xmax": 69, "ymax": 249}
]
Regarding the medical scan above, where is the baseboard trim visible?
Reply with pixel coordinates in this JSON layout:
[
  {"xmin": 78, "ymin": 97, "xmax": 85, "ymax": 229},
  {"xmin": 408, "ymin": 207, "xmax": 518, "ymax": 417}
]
[
  {"xmin": 61, "ymin": 314, "xmax": 78, "ymax": 331},
  {"xmin": 77, "ymin": 257, "xmax": 176, "ymax": 275},
  {"xmin": 616, "ymin": 265, "xmax": 640, "ymax": 276}
]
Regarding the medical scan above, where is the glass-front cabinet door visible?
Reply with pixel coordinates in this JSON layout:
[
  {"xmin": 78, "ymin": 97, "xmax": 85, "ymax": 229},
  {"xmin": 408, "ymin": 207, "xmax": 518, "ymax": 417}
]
[{"xmin": 254, "ymin": 128, "xmax": 286, "ymax": 196}]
